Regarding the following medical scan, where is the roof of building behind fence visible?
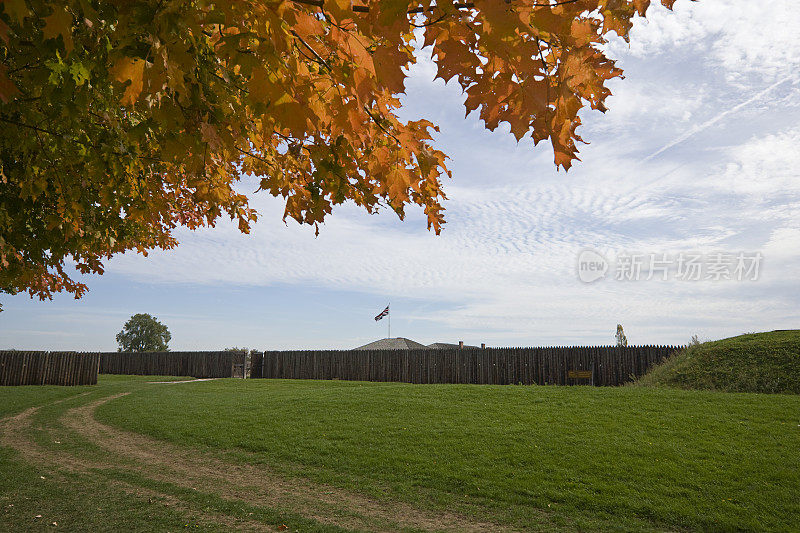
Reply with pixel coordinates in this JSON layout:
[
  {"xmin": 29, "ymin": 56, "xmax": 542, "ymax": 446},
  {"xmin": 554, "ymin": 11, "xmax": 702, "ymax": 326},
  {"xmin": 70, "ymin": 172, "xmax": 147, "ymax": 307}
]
[
  {"xmin": 427, "ymin": 342, "xmax": 480, "ymax": 349},
  {"xmin": 354, "ymin": 337, "xmax": 429, "ymax": 350}
]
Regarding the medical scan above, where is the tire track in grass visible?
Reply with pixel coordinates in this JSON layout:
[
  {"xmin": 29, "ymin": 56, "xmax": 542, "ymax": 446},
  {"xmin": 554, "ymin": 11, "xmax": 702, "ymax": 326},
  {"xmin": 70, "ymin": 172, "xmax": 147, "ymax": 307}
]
[
  {"xmin": 3, "ymin": 392, "xmax": 516, "ymax": 532},
  {"xmin": 0, "ymin": 393, "xmax": 96, "ymax": 471},
  {"xmin": 108, "ymin": 481, "xmax": 281, "ymax": 532},
  {"xmin": 66, "ymin": 394, "xmax": 516, "ymax": 532},
  {"xmin": 0, "ymin": 396, "xmax": 334, "ymax": 532}
]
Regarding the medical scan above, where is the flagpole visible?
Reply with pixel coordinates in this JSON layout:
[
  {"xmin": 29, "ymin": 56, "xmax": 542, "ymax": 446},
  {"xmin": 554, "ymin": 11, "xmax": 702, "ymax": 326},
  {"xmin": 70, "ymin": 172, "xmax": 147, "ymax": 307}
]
[{"xmin": 388, "ymin": 303, "xmax": 391, "ymax": 339}]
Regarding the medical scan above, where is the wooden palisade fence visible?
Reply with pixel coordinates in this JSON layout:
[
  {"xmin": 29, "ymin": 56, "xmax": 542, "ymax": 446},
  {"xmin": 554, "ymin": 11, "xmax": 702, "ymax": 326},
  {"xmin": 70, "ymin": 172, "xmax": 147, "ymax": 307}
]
[
  {"xmin": 99, "ymin": 351, "xmax": 246, "ymax": 378},
  {"xmin": 251, "ymin": 345, "xmax": 682, "ymax": 386},
  {"xmin": 0, "ymin": 351, "xmax": 100, "ymax": 386}
]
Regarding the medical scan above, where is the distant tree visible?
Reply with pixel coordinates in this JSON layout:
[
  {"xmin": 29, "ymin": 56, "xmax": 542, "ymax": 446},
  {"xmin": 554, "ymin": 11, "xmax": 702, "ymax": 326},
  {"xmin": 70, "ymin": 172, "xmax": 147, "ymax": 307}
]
[
  {"xmin": 116, "ymin": 313, "xmax": 171, "ymax": 352},
  {"xmin": 616, "ymin": 324, "xmax": 628, "ymax": 347},
  {"xmin": 689, "ymin": 334, "xmax": 700, "ymax": 346}
]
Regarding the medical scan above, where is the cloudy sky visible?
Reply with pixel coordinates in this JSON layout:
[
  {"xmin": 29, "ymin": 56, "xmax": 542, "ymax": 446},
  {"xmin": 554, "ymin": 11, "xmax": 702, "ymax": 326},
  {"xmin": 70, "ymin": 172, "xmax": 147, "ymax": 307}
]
[{"xmin": 2, "ymin": 0, "xmax": 799, "ymax": 351}]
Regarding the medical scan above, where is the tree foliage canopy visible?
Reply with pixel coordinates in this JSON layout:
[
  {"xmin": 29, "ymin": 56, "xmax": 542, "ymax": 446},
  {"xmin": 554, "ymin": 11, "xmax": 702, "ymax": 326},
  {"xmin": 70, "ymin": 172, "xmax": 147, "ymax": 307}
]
[
  {"xmin": 116, "ymin": 312, "xmax": 171, "ymax": 352},
  {"xmin": 0, "ymin": 0, "xmax": 675, "ymax": 304}
]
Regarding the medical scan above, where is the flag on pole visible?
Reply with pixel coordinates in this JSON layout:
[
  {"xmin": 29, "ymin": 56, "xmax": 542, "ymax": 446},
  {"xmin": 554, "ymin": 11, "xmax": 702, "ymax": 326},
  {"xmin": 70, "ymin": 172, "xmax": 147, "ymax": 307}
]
[{"xmin": 374, "ymin": 305, "xmax": 389, "ymax": 321}]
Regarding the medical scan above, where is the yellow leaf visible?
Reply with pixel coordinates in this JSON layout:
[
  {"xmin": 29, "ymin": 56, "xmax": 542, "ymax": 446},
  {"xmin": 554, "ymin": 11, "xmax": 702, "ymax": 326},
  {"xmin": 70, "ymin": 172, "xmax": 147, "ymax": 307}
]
[
  {"xmin": 248, "ymin": 66, "xmax": 272, "ymax": 103},
  {"xmin": 416, "ymin": 148, "xmax": 438, "ymax": 178},
  {"xmin": 200, "ymin": 122, "xmax": 223, "ymax": 150},
  {"xmin": 373, "ymin": 46, "xmax": 406, "ymax": 94},
  {"xmin": 110, "ymin": 57, "xmax": 145, "ymax": 105},
  {"xmin": 43, "ymin": 7, "xmax": 74, "ymax": 53},
  {"xmin": 326, "ymin": 0, "xmax": 352, "ymax": 20},
  {"xmin": 273, "ymin": 101, "xmax": 309, "ymax": 137},
  {"xmin": 387, "ymin": 167, "xmax": 412, "ymax": 200},
  {"xmin": 1, "ymin": 0, "xmax": 29, "ymax": 25},
  {"xmin": 633, "ymin": 0, "xmax": 651, "ymax": 16}
]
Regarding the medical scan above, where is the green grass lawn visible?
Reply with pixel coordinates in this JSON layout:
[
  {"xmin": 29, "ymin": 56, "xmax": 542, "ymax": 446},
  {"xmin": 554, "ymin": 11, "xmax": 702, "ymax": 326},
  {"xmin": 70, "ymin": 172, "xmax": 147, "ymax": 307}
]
[
  {"xmin": 1, "ymin": 375, "xmax": 798, "ymax": 531},
  {"xmin": 0, "ymin": 377, "xmax": 200, "ymax": 531},
  {"xmin": 0, "ymin": 376, "xmax": 346, "ymax": 532},
  {"xmin": 91, "ymin": 378, "xmax": 800, "ymax": 532}
]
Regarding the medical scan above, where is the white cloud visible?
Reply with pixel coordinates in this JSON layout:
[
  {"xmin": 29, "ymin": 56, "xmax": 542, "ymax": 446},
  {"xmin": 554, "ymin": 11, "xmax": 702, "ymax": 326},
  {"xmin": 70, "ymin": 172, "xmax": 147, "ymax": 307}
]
[
  {"xmin": 721, "ymin": 128, "xmax": 800, "ymax": 196},
  {"xmin": 609, "ymin": 0, "xmax": 800, "ymax": 82}
]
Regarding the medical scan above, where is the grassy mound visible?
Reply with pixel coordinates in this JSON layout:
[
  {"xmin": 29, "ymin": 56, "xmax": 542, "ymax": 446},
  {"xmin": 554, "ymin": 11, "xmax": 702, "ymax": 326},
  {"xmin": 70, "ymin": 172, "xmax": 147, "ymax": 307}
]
[{"xmin": 637, "ymin": 330, "xmax": 800, "ymax": 394}]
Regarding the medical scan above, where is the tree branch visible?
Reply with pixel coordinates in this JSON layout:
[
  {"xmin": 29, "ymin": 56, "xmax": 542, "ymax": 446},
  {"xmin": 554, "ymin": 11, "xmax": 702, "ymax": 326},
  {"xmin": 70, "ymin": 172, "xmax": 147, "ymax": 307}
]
[
  {"xmin": 0, "ymin": 117, "xmax": 167, "ymax": 163},
  {"xmin": 0, "ymin": 116, "xmax": 62, "ymax": 137},
  {"xmin": 235, "ymin": 145, "xmax": 275, "ymax": 167},
  {"xmin": 363, "ymin": 106, "xmax": 401, "ymax": 145},
  {"xmin": 289, "ymin": 30, "xmax": 333, "ymax": 72}
]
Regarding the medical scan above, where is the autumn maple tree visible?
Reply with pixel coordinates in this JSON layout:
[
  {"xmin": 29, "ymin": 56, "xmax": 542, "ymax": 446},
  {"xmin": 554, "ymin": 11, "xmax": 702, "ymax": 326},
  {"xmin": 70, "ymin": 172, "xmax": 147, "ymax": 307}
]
[{"xmin": 0, "ymin": 0, "xmax": 676, "ymax": 305}]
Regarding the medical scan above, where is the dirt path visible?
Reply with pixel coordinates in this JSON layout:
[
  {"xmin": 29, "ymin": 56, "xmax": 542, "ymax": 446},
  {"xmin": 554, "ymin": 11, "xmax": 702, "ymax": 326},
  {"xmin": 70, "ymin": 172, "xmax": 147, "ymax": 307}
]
[
  {"xmin": 0, "ymin": 404, "xmax": 276, "ymax": 532},
  {"xmin": 1, "ymin": 393, "xmax": 517, "ymax": 532}
]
